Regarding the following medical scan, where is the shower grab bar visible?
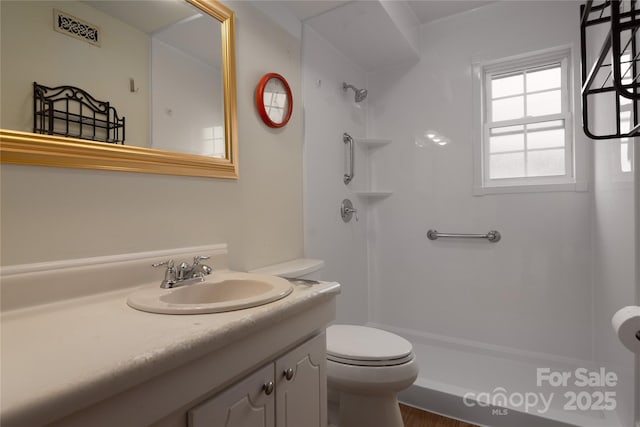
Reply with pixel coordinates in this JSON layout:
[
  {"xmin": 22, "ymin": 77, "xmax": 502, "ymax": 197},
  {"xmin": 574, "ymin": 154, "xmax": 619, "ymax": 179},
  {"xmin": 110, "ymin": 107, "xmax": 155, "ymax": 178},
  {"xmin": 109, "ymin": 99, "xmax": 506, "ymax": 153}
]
[
  {"xmin": 343, "ymin": 132, "xmax": 354, "ymax": 184},
  {"xmin": 427, "ymin": 229, "xmax": 501, "ymax": 243}
]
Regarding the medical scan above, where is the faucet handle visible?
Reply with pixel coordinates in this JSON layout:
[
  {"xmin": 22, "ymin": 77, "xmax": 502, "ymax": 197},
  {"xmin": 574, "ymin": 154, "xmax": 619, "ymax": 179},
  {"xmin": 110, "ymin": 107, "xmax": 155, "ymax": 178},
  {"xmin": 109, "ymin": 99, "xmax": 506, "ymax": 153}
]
[
  {"xmin": 192, "ymin": 255, "xmax": 213, "ymax": 278},
  {"xmin": 152, "ymin": 259, "xmax": 174, "ymax": 268},
  {"xmin": 193, "ymin": 255, "xmax": 210, "ymax": 265},
  {"xmin": 152, "ymin": 259, "xmax": 177, "ymax": 288}
]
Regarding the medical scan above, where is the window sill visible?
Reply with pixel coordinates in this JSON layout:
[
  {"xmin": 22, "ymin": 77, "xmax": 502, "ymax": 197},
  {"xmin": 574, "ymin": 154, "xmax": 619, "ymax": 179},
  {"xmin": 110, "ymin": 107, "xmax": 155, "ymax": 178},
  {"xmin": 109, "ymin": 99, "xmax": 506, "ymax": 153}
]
[{"xmin": 473, "ymin": 180, "xmax": 587, "ymax": 196}]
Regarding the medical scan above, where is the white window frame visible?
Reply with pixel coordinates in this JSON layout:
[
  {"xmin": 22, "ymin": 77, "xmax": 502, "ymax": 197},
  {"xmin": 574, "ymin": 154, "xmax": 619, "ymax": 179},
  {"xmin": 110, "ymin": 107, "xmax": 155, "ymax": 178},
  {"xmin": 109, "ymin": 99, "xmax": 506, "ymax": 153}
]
[{"xmin": 472, "ymin": 46, "xmax": 584, "ymax": 195}]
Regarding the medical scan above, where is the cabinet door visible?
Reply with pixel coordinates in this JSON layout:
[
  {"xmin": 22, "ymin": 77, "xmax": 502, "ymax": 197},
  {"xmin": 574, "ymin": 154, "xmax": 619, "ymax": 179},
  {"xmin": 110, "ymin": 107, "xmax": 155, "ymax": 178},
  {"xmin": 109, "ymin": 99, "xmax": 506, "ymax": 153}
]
[
  {"xmin": 275, "ymin": 333, "xmax": 327, "ymax": 427},
  {"xmin": 188, "ymin": 363, "xmax": 275, "ymax": 427}
]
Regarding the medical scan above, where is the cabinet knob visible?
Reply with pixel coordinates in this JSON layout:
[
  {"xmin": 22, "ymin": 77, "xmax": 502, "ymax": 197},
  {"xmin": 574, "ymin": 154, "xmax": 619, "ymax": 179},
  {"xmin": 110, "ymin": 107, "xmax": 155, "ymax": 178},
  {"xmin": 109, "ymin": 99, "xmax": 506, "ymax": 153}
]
[
  {"xmin": 263, "ymin": 381, "xmax": 274, "ymax": 395},
  {"xmin": 283, "ymin": 368, "xmax": 294, "ymax": 381}
]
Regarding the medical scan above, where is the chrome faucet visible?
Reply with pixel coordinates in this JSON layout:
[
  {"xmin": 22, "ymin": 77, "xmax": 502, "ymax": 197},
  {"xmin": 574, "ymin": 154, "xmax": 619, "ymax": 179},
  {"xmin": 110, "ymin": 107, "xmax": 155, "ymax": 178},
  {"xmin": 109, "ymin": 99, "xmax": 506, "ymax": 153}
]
[{"xmin": 152, "ymin": 256, "xmax": 213, "ymax": 289}]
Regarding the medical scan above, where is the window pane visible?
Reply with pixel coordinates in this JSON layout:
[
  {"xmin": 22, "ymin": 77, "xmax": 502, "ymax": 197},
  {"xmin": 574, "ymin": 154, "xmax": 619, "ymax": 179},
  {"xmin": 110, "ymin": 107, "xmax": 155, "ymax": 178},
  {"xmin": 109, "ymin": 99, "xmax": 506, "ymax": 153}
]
[
  {"xmin": 527, "ymin": 127, "xmax": 565, "ymax": 149},
  {"xmin": 490, "ymin": 132, "xmax": 524, "ymax": 153},
  {"xmin": 490, "ymin": 152, "xmax": 525, "ymax": 179},
  {"xmin": 268, "ymin": 107, "xmax": 284, "ymax": 122},
  {"xmin": 527, "ymin": 90, "xmax": 561, "ymax": 116},
  {"xmin": 526, "ymin": 66, "xmax": 561, "ymax": 92},
  {"xmin": 621, "ymin": 142, "xmax": 632, "ymax": 172},
  {"xmin": 492, "ymin": 96, "xmax": 524, "ymax": 121},
  {"xmin": 274, "ymin": 93, "xmax": 287, "ymax": 108},
  {"xmin": 527, "ymin": 149, "xmax": 565, "ymax": 176},
  {"xmin": 620, "ymin": 110, "xmax": 631, "ymax": 131},
  {"xmin": 621, "ymin": 53, "xmax": 633, "ymax": 84},
  {"xmin": 620, "ymin": 94, "xmax": 632, "ymax": 107},
  {"xmin": 492, "ymin": 73, "xmax": 524, "ymax": 98}
]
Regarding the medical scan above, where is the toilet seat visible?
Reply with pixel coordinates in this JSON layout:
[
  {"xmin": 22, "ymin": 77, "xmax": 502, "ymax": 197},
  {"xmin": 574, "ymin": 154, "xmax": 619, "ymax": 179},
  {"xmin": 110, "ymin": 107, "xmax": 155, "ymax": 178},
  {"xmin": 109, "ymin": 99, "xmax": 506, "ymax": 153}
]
[
  {"xmin": 327, "ymin": 353, "xmax": 414, "ymax": 366},
  {"xmin": 326, "ymin": 325, "xmax": 414, "ymax": 367}
]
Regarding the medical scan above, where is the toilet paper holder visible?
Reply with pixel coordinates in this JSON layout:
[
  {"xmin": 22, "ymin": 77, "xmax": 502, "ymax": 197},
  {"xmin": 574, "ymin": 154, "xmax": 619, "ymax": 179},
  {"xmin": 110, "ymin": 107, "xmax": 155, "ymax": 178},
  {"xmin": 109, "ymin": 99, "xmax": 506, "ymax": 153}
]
[{"xmin": 612, "ymin": 306, "xmax": 640, "ymax": 354}]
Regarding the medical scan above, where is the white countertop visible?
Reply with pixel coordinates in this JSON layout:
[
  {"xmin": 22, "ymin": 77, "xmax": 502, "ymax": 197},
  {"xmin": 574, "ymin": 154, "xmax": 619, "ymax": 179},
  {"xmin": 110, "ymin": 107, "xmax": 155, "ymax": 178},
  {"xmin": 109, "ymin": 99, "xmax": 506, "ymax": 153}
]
[{"xmin": 1, "ymin": 279, "xmax": 340, "ymax": 426}]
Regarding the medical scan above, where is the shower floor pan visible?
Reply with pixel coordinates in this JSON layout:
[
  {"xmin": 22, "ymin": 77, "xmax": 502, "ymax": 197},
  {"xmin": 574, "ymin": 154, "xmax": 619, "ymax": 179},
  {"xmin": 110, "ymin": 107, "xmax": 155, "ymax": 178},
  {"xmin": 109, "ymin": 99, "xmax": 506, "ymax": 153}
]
[{"xmin": 366, "ymin": 324, "xmax": 622, "ymax": 427}]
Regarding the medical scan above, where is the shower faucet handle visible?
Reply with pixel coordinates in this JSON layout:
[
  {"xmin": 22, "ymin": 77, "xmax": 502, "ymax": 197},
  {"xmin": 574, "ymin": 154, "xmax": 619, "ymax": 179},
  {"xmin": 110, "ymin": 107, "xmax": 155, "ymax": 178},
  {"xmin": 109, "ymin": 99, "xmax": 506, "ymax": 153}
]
[
  {"xmin": 346, "ymin": 207, "xmax": 359, "ymax": 221},
  {"xmin": 341, "ymin": 199, "xmax": 358, "ymax": 222}
]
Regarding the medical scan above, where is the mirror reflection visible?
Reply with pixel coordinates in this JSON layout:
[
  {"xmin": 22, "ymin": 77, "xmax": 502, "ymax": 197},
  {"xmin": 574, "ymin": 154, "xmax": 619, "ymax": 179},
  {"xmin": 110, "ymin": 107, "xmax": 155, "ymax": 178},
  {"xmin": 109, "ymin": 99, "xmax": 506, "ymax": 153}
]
[
  {"xmin": 263, "ymin": 78, "xmax": 290, "ymax": 125},
  {"xmin": 1, "ymin": 0, "xmax": 226, "ymax": 158}
]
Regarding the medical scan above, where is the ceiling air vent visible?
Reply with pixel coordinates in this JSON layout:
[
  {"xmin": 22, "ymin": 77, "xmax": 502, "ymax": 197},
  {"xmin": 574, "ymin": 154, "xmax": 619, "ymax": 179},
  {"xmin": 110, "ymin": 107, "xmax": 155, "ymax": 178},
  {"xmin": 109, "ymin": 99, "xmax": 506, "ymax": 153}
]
[{"xmin": 53, "ymin": 9, "xmax": 100, "ymax": 47}]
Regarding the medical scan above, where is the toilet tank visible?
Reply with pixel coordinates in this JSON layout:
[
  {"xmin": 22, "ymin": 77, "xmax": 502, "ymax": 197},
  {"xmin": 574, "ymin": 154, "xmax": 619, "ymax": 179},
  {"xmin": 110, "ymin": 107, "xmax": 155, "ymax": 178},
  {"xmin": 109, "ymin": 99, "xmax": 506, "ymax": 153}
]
[{"xmin": 249, "ymin": 259, "xmax": 324, "ymax": 280}]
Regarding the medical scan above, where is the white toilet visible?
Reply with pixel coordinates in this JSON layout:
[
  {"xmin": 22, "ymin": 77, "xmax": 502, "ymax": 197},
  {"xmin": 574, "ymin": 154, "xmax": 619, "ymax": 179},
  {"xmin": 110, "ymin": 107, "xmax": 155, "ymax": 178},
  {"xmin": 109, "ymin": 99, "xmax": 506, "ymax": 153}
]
[{"xmin": 250, "ymin": 259, "xmax": 419, "ymax": 427}]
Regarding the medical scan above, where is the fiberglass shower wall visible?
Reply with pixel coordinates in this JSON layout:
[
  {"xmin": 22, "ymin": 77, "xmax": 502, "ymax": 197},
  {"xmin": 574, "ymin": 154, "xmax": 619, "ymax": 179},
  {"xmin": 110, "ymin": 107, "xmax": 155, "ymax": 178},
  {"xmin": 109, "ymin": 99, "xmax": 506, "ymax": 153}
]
[
  {"xmin": 365, "ymin": 1, "xmax": 636, "ymax": 426},
  {"xmin": 302, "ymin": 24, "xmax": 370, "ymax": 325},
  {"xmin": 367, "ymin": 0, "xmax": 592, "ymax": 360}
]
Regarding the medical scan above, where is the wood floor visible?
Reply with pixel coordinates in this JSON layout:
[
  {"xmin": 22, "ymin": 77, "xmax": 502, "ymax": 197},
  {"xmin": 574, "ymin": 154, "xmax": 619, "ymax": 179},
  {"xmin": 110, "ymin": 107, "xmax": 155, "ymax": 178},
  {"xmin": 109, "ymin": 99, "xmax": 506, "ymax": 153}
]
[{"xmin": 400, "ymin": 404, "xmax": 479, "ymax": 427}]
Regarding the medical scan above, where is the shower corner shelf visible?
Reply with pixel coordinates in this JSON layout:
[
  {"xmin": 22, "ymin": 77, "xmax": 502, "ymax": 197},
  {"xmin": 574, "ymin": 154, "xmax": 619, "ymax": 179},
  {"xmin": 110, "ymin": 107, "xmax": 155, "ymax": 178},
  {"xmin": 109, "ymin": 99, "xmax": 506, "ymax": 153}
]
[
  {"xmin": 580, "ymin": 0, "xmax": 640, "ymax": 140},
  {"xmin": 354, "ymin": 137, "xmax": 391, "ymax": 147}
]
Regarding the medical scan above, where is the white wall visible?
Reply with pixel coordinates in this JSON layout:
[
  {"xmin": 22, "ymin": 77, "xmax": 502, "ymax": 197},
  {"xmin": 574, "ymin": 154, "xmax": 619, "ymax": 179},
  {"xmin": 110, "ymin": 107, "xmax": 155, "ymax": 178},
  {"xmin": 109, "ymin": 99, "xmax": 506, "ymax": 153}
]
[
  {"xmin": 302, "ymin": 25, "xmax": 369, "ymax": 325},
  {"xmin": 1, "ymin": 1, "xmax": 304, "ymax": 271},
  {"xmin": 366, "ymin": 1, "xmax": 594, "ymax": 360},
  {"xmin": 151, "ymin": 39, "xmax": 225, "ymax": 156}
]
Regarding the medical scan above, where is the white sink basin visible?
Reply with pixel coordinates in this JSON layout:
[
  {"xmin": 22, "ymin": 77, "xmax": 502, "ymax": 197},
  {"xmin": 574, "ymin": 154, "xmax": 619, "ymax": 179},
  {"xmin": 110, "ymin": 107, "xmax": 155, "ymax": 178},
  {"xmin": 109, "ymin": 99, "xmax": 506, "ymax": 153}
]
[{"xmin": 127, "ymin": 272, "xmax": 293, "ymax": 314}]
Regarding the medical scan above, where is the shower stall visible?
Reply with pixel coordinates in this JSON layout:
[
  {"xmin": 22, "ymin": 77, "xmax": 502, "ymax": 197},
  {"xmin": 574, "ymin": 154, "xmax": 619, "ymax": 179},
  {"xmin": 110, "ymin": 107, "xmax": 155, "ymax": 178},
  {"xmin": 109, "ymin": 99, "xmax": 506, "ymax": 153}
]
[{"xmin": 302, "ymin": 1, "xmax": 638, "ymax": 427}]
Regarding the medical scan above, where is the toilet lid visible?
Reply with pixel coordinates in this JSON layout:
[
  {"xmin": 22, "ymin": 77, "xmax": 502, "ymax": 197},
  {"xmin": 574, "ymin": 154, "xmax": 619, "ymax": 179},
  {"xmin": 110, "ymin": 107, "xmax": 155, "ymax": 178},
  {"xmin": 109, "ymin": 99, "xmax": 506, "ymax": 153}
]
[{"xmin": 326, "ymin": 325, "xmax": 413, "ymax": 363}]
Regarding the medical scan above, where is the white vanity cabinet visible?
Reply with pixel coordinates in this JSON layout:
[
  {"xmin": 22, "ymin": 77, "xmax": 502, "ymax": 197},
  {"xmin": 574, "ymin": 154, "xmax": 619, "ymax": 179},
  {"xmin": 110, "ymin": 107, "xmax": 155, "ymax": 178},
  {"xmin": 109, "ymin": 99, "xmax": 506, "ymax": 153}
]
[
  {"xmin": 189, "ymin": 363, "xmax": 275, "ymax": 427},
  {"xmin": 189, "ymin": 333, "xmax": 327, "ymax": 427}
]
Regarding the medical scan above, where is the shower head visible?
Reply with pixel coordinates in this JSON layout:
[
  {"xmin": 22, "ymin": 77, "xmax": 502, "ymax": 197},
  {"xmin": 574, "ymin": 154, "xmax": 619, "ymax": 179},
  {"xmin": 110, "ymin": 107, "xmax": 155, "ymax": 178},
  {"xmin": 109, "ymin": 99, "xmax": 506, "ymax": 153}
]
[
  {"xmin": 342, "ymin": 82, "xmax": 368, "ymax": 103},
  {"xmin": 354, "ymin": 88, "xmax": 368, "ymax": 102}
]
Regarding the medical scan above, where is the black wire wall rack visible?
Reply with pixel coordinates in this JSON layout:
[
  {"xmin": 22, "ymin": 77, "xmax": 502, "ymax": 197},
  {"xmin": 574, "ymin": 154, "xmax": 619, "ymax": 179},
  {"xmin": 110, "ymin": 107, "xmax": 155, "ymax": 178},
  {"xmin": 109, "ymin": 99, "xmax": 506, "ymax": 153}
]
[
  {"xmin": 33, "ymin": 82, "xmax": 125, "ymax": 144},
  {"xmin": 580, "ymin": 0, "xmax": 640, "ymax": 139}
]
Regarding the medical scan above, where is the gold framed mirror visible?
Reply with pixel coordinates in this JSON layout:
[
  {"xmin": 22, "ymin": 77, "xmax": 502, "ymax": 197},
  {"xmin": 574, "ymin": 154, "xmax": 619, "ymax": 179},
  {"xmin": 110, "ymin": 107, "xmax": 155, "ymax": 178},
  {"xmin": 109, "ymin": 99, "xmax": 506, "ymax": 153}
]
[{"xmin": 0, "ymin": 0, "xmax": 238, "ymax": 179}]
